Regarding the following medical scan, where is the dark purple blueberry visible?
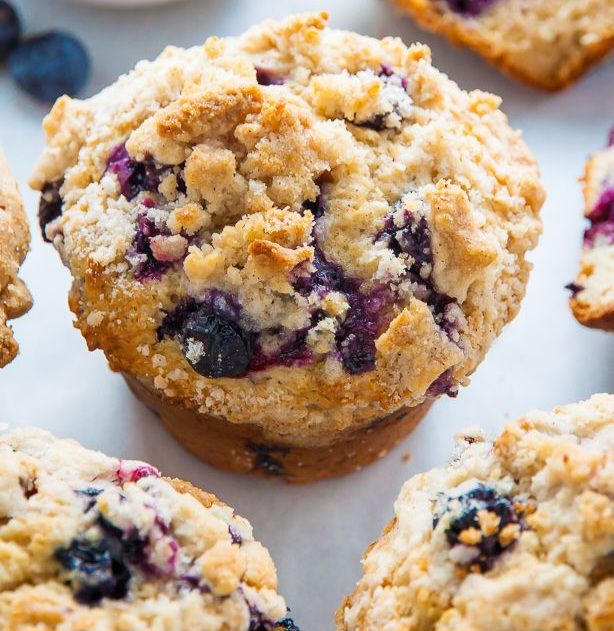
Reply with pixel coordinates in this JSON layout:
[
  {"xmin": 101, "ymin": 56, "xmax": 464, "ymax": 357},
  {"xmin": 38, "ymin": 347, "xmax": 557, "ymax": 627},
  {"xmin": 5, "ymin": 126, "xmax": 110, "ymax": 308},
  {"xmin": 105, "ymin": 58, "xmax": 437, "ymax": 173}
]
[
  {"xmin": 0, "ymin": 1, "xmax": 21, "ymax": 61},
  {"xmin": 377, "ymin": 212, "xmax": 432, "ymax": 280},
  {"xmin": 249, "ymin": 329, "xmax": 312, "ymax": 372},
  {"xmin": 255, "ymin": 66, "xmax": 285, "ymax": 86},
  {"xmin": 426, "ymin": 369, "xmax": 458, "ymax": 398},
  {"xmin": 247, "ymin": 443, "xmax": 287, "ymax": 477},
  {"xmin": 127, "ymin": 214, "xmax": 181, "ymax": 282},
  {"xmin": 107, "ymin": 144, "xmax": 160, "ymax": 201},
  {"xmin": 608, "ymin": 127, "xmax": 614, "ymax": 148},
  {"xmin": 375, "ymin": 207, "xmax": 460, "ymax": 344},
  {"xmin": 444, "ymin": 0, "xmax": 499, "ymax": 16},
  {"xmin": 436, "ymin": 484, "xmax": 523, "ymax": 572},
  {"xmin": 228, "ymin": 525, "xmax": 242, "ymax": 545},
  {"xmin": 584, "ymin": 186, "xmax": 614, "ymax": 248},
  {"xmin": 55, "ymin": 535, "xmax": 132, "ymax": 605},
  {"xmin": 588, "ymin": 187, "xmax": 614, "ymax": 224},
  {"xmin": 294, "ymin": 245, "xmax": 355, "ymax": 297},
  {"xmin": 182, "ymin": 312, "xmax": 254, "ymax": 378},
  {"xmin": 336, "ymin": 288, "xmax": 391, "ymax": 375},
  {"xmin": 9, "ymin": 31, "xmax": 90, "ymax": 102},
  {"xmin": 38, "ymin": 180, "xmax": 64, "ymax": 242},
  {"xmin": 294, "ymin": 245, "xmax": 390, "ymax": 375},
  {"xmin": 565, "ymin": 282, "xmax": 584, "ymax": 296},
  {"xmin": 157, "ymin": 298, "xmax": 199, "ymax": 340}
]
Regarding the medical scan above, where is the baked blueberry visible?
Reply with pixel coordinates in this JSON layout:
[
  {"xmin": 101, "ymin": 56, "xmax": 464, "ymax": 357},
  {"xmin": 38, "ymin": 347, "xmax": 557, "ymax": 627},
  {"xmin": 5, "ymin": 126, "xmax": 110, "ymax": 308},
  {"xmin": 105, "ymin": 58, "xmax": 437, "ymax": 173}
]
[
  {"xmin": 437, "ymin": 484, "xmax": 523, "ymax": 571},
  {"xmin": 38, "ymin": 180, "xmax": 64, "ymax": 242},
  {"xmin": 9, "ymin": 31, "xmax": 90, "ymax": 102},
  {"xmin": 182, "ymin": 312, "xmax": 255, "ymax": 378}
]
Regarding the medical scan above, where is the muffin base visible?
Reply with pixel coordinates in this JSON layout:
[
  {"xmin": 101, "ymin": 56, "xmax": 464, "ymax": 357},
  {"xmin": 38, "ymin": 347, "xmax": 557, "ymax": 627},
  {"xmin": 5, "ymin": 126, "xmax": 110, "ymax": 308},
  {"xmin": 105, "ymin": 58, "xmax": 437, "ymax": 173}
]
[{"xmin": 124, "ymin": 374, "xmax": 433, "ymax": 484}]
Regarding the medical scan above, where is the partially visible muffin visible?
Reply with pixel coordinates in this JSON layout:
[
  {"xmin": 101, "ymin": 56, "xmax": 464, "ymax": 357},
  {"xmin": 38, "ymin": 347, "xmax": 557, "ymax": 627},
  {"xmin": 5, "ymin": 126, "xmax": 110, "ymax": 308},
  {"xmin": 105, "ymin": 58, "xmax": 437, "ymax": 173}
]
[
  {"xmin": 338, "ymin": 394, "xmax": 614, "ymax": 630},
  {"xmin": 31, "ymin": 12, "xmax": 543, "ymax": 481},
  {"xmin": 568, "ymin": 129, "xmax": 614, "ymax": 331},
  {"xmin": 0, "ymin": 428, "xmax": 298, "ymax": 631},
  {"xmin": 393, "ymin": 0, "xmax": 614, "ymax": 90},
  {"xmin": 0, "ymin": 149, "xmax": 31, "ymax": 367}
]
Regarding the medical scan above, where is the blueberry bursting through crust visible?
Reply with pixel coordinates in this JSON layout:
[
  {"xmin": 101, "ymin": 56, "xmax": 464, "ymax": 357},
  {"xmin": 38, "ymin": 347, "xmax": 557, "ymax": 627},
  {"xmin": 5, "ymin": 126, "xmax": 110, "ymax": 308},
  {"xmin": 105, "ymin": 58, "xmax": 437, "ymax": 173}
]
[{"xmin": 434, "ymin": 484, "xmax": 526, "ymax": 572}]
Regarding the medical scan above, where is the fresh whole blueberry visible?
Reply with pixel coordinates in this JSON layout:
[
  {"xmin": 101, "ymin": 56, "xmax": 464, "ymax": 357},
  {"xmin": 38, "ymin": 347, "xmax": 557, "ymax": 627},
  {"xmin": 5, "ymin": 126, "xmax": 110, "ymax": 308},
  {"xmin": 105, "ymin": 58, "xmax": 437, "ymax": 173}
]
[
  {"xmin": 0, "ymin": 1, "xmax": 21, "ymax": 61},
  {"xmin": 9, "ymin": 31, "xmax": 90, "ymax": 102},
  {"xmin": 182, "ymin": 312, "xmax": 254, "ymax": 378}
]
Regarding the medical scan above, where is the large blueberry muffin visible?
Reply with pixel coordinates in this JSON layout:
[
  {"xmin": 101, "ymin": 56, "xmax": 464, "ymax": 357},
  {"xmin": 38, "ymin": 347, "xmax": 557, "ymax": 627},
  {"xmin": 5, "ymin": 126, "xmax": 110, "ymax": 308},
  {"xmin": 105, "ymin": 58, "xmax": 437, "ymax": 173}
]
[
  {"xmin": 393, "ymin": 0, "xmax": 614, "ymax": 91},
  {"xmin": 0, "ymin": 428, "xmax": 297, "ymax": 630},
  {"xmin": 338, "ymin": 394, "xmax": 614, "ymax": 630},
  {"xmin": 569, "ymin": 129, "xmax": 614, "ymax": 330},
  {"xmin": 31, "ymin": 13, "xmax": 544, "ymax": 482},
  {"xmin": 0, "ymin": 149, "xmax": 32, "ymax": 367}
]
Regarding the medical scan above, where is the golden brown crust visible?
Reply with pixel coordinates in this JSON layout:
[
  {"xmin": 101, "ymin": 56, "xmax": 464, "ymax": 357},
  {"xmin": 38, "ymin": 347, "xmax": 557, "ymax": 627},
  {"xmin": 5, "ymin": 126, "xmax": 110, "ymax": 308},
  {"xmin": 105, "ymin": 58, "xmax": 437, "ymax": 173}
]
[
  {"xmin": 127, "ymin": 373, "xmax": 432, "ymax": 483},
  {"xmin": 393, "ymin": 0, "xmax": 614, "ymax": 91},
  {"xmin": 338, "ymin": 395, "xmax": 614, "ymax": 630},
  {"xmin": 31, "ymin": 13, "xmax": 543, "ymax": 453},
  {"xmin": 0, "ymin": 150, "xmax": 32, "ymax": 367}
]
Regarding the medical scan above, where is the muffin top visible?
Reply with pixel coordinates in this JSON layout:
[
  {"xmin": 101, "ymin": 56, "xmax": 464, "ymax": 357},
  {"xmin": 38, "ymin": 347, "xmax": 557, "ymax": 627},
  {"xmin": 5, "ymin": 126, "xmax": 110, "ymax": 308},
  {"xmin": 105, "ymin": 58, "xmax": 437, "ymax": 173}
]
[
  {"xmin": 569, "ymin": 129, "xmax": 614, "ymax": 330},
  {"xmin": 393, "ymin": 0, "xmax": 614, "ymax": 90},
  {"xmin": 0, "ymin": 150, "xmax": 32, "ymax": 367},
  {"xmin": 0, "ymin": 428, "xmax": 295, "ymax": 631},
  {"xmin": 31, "ymin": 12, "xmax": 543, "ymax": 443},
  {"xmin": 338, "ymin": 393, "xmax": 614, "ymax": 631}
]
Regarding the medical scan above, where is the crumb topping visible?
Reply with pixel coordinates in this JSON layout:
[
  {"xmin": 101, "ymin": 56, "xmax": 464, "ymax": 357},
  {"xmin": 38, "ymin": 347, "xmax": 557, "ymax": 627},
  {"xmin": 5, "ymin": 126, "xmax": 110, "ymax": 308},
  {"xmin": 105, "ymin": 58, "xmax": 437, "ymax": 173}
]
[
  {"xmin": 31, "ymin": 13, "xmax": 543, "ymax": 443},
  {"xmin": 339, "ymin": 394, "xmax": 614, "ymax": 631}
]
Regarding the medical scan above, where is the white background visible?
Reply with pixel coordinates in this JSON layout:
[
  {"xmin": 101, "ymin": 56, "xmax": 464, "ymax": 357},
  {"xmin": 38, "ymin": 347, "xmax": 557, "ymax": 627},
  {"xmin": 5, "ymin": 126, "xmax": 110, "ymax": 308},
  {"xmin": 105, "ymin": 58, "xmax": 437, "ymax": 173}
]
[{"xmin": 1, "ymin": 1, "xmax": 612, "ymax": 629}]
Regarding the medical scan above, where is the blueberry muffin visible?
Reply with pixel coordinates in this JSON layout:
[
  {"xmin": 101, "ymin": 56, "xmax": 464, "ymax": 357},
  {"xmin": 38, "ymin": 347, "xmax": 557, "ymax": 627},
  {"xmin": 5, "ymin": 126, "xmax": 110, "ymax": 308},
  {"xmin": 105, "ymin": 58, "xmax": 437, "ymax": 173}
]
[
  {"xmin": 568, "ymin": 129, "xmax": 614, "ymax": 330},
  {"xmin": 31, "ymin": 13, "xmax": 544, "ymax": 482},
  {"xmin": 0, "ymin": 427, "xmax": 298, "ymax": 630},
  {"xmin": 393, "ymin": 0, "xmax": 614, "ymax": 91},
  {"xmin": 337, "ymin": 393, "xmax": 614, "ymax": 630},
  {"xmin": 0, "ymin": 149, "xmax": 32, "ymax": 367}
]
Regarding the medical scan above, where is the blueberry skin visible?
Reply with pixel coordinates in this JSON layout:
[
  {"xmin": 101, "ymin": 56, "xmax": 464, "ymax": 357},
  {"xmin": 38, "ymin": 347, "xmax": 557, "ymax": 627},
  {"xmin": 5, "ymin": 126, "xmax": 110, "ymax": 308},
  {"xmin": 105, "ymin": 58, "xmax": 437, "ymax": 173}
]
[
  {"xmin": 0, "ymin": 1, "xmax": 21, "ymax": 61},
  {"xmin": 9, "ymin": 31, "xmax": 90, "ymax": 102},
  {"xmin": 182, "ymin": 312, "xmax": 255, "ymax": 378}
]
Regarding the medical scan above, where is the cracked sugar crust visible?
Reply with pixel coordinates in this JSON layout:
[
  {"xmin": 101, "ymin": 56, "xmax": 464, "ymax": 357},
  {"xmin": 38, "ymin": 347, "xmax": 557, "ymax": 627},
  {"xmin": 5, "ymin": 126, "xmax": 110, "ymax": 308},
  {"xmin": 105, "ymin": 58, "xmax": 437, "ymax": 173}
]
[
  {"xmin": 569, "ymin": 134, "xmax": 614, "ymax": 331},
  {"xmin": 31, "ymin": 13, "xmax": 543, "ymax": 446},
  {"xmin": 338, "ymin": 393, "xmax": 614, "ymax": 631},
  {"xmin": 0, "ymin": 428, "xmax": 293, "ymax": 631},
  {"xmin": 0, "ymin": 150, "xmax": 32, "ymax": 367},
  {"xmin": 393, "ymin": 0, "xmax": 614, "ymax": 91}
]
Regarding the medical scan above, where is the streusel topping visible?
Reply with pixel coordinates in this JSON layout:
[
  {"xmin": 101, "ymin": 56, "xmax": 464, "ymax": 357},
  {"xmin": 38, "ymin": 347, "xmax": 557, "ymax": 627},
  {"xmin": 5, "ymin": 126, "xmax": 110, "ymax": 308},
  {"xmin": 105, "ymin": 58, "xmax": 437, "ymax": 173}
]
[
  {"xmin": 339, "ymin": 394, "xmax": 614, "ymax": 630},
  {"xmin": 0, "ymin": 428, "xmax": 295, "ymax": 630},
  {"xmin": 31, "ymin": 13, "xmax": 543, "ymax": 444}
]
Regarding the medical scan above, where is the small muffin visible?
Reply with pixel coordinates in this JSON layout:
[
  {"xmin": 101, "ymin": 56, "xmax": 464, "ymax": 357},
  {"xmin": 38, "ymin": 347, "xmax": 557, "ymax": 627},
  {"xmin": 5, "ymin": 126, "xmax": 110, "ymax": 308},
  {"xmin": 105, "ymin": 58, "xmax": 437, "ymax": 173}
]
[
  {"xmin": 0, "ymin": 149, "xmax": 32, "ymax": 367},
  {"xmin": 568, "ymin": 129, "xmax": 614, "ymax": 330},
  {"xmin": 0, "ymin": 427, "xmax": 298, "ymax": 631},
  {"xmin": 338, "ymin": 393, "xmax": 614, "ymax": 630},
  {"xmin": 393, "ymin": 0, "xmax": 614, "ymax": 91},
  {"xmin": 31, "ymin": 13, "xmax": 543, "ymax": 482}
]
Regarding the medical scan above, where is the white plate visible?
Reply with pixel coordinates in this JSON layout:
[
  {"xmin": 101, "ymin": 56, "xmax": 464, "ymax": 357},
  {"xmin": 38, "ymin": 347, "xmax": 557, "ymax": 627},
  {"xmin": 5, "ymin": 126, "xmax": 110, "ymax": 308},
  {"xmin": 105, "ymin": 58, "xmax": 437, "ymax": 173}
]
[{"xmin": 2, "ymin": 1, "xmax": 614, "ymax": 629}]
